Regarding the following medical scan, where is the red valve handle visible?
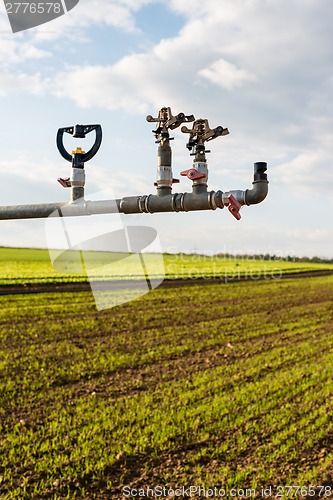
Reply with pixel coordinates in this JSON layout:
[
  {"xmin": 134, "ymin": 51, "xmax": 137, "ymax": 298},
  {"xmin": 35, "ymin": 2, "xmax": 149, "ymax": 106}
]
[
  {"xmin": 227, "ymin": 194, "xmax": 241, "ymax": 220},
  {"xmin": 180, "ymin": 168, "xmax": 206, "ymax": 180},
  {"xmin": 57, "ymin": 177, "xmax": 71, "ymax": 188}
]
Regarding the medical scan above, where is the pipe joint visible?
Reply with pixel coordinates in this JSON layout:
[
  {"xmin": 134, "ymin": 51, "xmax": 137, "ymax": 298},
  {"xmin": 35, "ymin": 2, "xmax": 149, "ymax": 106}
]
[
  {"xmin": 244, "ymin": 162, "xmax": 269, "ymax": 205},
  {"xmin": 221, "ymin": 190, "xmax": 246, "ymax": 207},
  {"xmin": 245, "ymin": 180, "xmax": 269, "ymax": 205}
]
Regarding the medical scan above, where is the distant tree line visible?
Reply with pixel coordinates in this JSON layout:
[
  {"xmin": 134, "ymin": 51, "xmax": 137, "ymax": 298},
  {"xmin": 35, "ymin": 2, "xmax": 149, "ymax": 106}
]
[{"xmin": 214, "ymin": 253, "xmax": 333, "ymax": 263}]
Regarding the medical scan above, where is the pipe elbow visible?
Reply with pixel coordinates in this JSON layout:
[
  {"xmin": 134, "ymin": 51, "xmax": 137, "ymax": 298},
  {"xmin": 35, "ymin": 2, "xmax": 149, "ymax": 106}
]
[
  {"xmin": 245, "ymin": 162, "xmax": 268, "ymax": 205},
  {"xmin": 245, "ymin": 180, "xmax": 268, "ymax": 205}
]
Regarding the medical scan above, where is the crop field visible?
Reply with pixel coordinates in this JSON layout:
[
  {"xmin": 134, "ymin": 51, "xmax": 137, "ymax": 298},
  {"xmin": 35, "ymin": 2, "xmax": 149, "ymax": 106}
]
[
  {"xmin": 0, "ymin": 266, "xmax": 333, "ymax": 498},
  {"xmin": 1, "ymin": 247, "xmax": 333, "ymax": 285}
]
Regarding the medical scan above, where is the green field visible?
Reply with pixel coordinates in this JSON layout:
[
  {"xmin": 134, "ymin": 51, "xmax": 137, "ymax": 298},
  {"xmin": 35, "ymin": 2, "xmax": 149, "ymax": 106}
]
[
  {"xmin": 0, "ymin": 269, "xmax": 333, "ymax": 498},
  {"xmin": 0, "ymin": 247, "xmax": 332, "ymax": 285}
]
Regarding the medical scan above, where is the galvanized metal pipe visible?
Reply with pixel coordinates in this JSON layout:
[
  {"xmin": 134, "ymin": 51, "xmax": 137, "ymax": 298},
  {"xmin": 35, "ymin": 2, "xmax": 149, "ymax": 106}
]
[
  {"xmin": 0, "ymin": 202, "xmax": 69, "ymax": 220},
  {"xmin": 0, "ymin": 200, "xmax": 122, "ymax": 220},
  {"xmin": 0, "ymin": 163, "xmax": 268, "ymax": 220}
]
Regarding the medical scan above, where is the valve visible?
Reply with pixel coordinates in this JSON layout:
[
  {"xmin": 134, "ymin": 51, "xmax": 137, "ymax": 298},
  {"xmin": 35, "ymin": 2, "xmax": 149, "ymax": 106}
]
[
  {"xmin": 180, "ymin": 168, "xmax": 206, "ymax": 181},
  {"xmin": 146, "ymin": 107, "xmax": 195, "ymax": 141},
  {"xmin": 56, "ymin": 124, "xmax": 102, "ymax": 166},
  {"xmin": 181, "ymin": 118, "xmax": 229, "ymax": 154},
  {"xmin": 147, "ymin": 108, "xmax": 195, "ymax": 192},
  {"xmin": 57, "ymin": 177, "xmax": 71, "ymax": 188},
  {"xmin": 227, "ymin": 194, "xmax": 241, "ymax": 220}
]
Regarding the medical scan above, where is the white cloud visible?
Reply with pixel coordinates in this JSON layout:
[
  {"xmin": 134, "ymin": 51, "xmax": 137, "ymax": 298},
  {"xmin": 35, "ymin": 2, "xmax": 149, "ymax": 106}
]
[
  {"xmin": 3, "ymin": 0, "xmax": 332, "ymax": 108},
  {"xmin": 50, "ymin": 62, "xmax": 152, "ymax": 113},
  {"xmin": 0, "ymin": 69, "xmax": 47, "ymax": 95},
  {"xmin": 0, "ymin": 0, "xmax": 155, "ymax": 49},
  {"xmin": 18, "ymin": 43, "xmax": 50, "ymax": 59},
  {"xmin": 44, "ymin": 0, "xmax": 333, "ymax": 112},
  {"xmin": 0, "ymin": 157, "xmax": 61, "ymax": 183},
  {"xmin": 0, "ymin": 69, "xmax": 46, "ymax": 96},
  {"xmin": 273, "ymin": 149, "xmax": 333, "ymax": 197},
  {"xmin": 31, "ymin": 0, "xmax": 155, "ymax": 41},
  {"xmin": 0, "ymin": 39, "xmax": 50, "ymax": 64},
  {"xmin": 198, "ymin": 58, "xmax": 257, "ymax": 90}
]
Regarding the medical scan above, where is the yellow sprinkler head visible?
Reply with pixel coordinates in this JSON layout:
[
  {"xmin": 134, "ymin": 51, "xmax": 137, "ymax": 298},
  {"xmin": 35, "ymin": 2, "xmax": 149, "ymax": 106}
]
[{"xmin": 72, "ymin": 147, "xmax": 86, "ymax": 155}]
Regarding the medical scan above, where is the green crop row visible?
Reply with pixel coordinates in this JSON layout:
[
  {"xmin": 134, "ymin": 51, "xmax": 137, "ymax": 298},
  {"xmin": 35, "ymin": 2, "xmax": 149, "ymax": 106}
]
[{"xmin": 0, "ymin": 276, "xmax": 333, "ymax": 498}]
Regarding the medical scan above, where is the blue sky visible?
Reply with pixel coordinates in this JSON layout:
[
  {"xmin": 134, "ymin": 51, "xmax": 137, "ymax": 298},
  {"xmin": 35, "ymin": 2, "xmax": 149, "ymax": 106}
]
[{"xmin": 0, "ymin": 0, "xmax": 332, "ymax": 258}]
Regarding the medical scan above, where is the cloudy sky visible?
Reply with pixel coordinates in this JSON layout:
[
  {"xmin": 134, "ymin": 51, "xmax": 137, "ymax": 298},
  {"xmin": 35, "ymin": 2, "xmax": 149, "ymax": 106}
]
[{"xmin": 0, "ymin": 0, "xmax": 332, "ymax": 258}]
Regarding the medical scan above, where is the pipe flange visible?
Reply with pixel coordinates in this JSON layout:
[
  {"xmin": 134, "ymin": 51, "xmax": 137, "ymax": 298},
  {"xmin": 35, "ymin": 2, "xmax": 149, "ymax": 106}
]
[
  {"xmin": 172, "ymin": 193, "xmax": 179, "ymax": 212},
  {"xmin": 209, "ymin": 191, "xmax": 217, "ymax": 210},
  {"xmin": 180, "ymin": 193, "xmax": 187, "ymax": 212},
  {"xmin": 144, "ymin": 194, "xmax": 153, "ymax": 214},
  {"xmin": 214, "ymin": 190, "xmax": 224, "ymax": 209},
  {"xmin": 138, "ymin": 196, "xmax": 147, "ymax": 213}
]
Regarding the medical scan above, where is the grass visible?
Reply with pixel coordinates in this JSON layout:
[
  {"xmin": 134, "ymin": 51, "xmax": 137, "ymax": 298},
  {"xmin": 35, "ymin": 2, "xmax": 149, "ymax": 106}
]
[
  {"xmin": 0, "ymin": 247, "xmax": 332, "ymax": 285},
  {"xmin": 0, "ymin": 275, "xmax": 333, "ymax": 498}
]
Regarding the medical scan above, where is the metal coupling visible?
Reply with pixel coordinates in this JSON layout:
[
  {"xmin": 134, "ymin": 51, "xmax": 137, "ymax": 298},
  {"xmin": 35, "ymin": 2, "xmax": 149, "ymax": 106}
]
[{"xmin": 71, "ymin": 167, "xmax": 85, "ymax": 188}]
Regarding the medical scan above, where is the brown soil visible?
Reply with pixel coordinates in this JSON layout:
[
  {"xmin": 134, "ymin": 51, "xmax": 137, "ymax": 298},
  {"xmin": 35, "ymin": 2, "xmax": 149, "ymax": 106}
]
[{"xmin": 0, "ymin": 270, "xmax": 332, "ymax": 296}]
